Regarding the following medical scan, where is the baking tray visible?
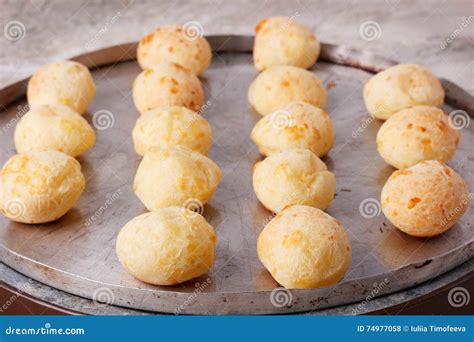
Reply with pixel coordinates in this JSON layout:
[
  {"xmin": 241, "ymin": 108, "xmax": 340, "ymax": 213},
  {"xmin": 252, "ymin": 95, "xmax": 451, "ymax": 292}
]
[{"xmin": 0, "ymin": 35, "xmax": 473, "ymax": 315}]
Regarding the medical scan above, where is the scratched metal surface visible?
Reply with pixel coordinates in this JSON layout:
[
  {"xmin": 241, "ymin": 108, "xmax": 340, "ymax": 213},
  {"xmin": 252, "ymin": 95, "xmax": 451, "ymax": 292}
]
[{"xmin": 0, "ymin": 36, "xmax": 472, "ymax": 314}]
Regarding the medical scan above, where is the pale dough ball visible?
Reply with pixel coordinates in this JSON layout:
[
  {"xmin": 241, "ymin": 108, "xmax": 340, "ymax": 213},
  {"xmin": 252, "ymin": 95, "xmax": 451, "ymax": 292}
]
[
  {"xmin": 137, "ymin": 25, "xmax": 212, "ymax": 76},
  {"xmin": 27, "ymin": 60, "xmax": 96, "ymax": 115},
  {"xmin": 132, "ymin": 62, "xmax": 205, "ymax": 115},
  {"xmin": 248, "ymin": 65, "xmax": 326, "ymax": 115},
  {"xmin": 257, "ymin": 205, "xmax": 352, "ymax": 289},
  {"xmin": 132, "ymin": 106, "xmax": 212, "ymax": 156},
  {"xmin": 116, "ymin": 207, "xmax": 217, "ymax": 285},
  {"xmin": 251, "ymin": 101, "xmax": 334, "ymax": 157},
  {"xmin": 0, "ymin": 151, "xmax": 85, "ymax": 224},
  {"xmin": 14, "ymin": 104, "xmax": 96, "ymax": 157},
  {"xmin": 381, "ymin": 160, "xmax": 469, "ymax": 237},
  {"xmin": 377, "ymin": 106, "xmax": 460, "ymax": 169},
  {"xmin": 253, "ymin": 16, "xmax": 320, "ymax": 71},
  {"xmin": 134, "ymin": 145, "xmax": 221, "ymax": 211},
  {"xmin": 363, "ymin": 64, "xmax": 444, "ymax": 120},
  {"xmin": 253, "ymin": 149, "xmax": 335, "ymax": 213}
]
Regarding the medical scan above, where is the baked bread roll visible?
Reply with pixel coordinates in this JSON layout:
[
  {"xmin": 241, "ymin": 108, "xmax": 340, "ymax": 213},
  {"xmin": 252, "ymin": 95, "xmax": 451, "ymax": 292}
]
[
  {"xmin": 251, "ymin": 101, "xmax": 334, "ymax": 157},
  {"xmin": 377, "ymin": 106, "xmax": 460, "ymax": 169},
  {"xmin": 133, "ymin": 106, "xmax": 212, "ymax": 156},
  {"xmin": 363, "ymin": 64, "xmax": 444, "ymax": 120},
  {"xmin": 27, "ymin": 60, "xmax": 96, "ymax": 115},
  {"xmin": 137, "ymin": 25, "xmax": 212, "ymax": 76},
  {"xmin": 253, "ymin": 149, "xmax": 335, "ymax": 213},
  {"xmin": 14, "ymin": 104, "xmax": 96, "ymax": 157},
  {"xmin": 132, "ymin": 62, "xmax": 204, "ymax": 115},
  {"xmin": 253, "ymin": 16, "xmax": 320, "ymax": 71},
  {"xmin": 134, "ymin": 145, "xmax": 221, "ymax": 211},
  {"xmin": 381, "ymin": 160, "xmax": 469, "ymax": 237},
  {"xmin": 0, "ymin": 151, "xmax": 85, "ymax": 224},
  {"xmin": 248, "ymin": 65, "xmax": 326, "ymax": 115},
  {"xmin": 116, "ymin": 207, "xmax": 217, "ymax": 285},
  {"xmin": 257, "ymin": 205, "xmax": 352, "ymax": 289}
]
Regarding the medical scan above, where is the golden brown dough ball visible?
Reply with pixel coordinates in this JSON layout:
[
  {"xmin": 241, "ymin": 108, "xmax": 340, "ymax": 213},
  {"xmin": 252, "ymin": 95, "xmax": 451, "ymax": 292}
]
[
  {"xmin": 27, "ymin": 60, "xmax": 96, "ymax": 115},
  {"xmin": 248, "ymin": 66, "xmax": 326, "ymax": 115},
  {"xmin": 132, "ymin": 106, "xmax": 212, "ymax": 156},
  {"xmin": 363, "ymin": 64, "xmax": 444, "ymax": 120},
  {"xmin": 0, "ymin": 151, "xmax": 85, "ymax": 224},
  {"xmin": 132, "ymin": 62, "xmax": 204, "ymax": 115},
  {"xmin": 137, "ymin": 25, "xmax": 212, "ymax": 76},
  {"xmin": 133, "ymin": 145, "xmax": 221, "ymax": 211},
  {"xmin": 253, "ymin": 16, "xmax": 320, "ymax": 71},
  {"xmin": 14, "ymin": 104, "xmax": 96, "ymax": 157},
  {"xmin": 253, "ymin": 149, "xmax": 335, "ymax": 213},
  {"xmin": 257, "ymin": 205, "xmax": 352, "ymax": 289},
  {"xmin": 251, "ymin": 101, "xmax": 334, "ymax": 157},
  {"xmin": 116, "ymin": 207, "xmax": 217, "ymax": 285},
  {"xmin": 376, "ymin": 106, "xmax": 460, "ymax": 169},
  {"xmin": 381, "ymin": 160, "xmax": 469, "ymax": 237}
]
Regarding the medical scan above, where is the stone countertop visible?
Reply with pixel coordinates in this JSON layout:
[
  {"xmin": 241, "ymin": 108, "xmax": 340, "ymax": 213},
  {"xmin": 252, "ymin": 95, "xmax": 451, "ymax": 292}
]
[{"xmin": 1, "ymin": 0, "xmax": 473, "ymax": 92}]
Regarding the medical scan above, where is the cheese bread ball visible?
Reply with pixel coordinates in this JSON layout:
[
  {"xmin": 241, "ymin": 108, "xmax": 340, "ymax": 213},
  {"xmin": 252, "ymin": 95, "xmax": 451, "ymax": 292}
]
[
  {"xmin": 253, "ymin": 17, "xmax": 320, "ymax": 71},
  {"xmin": 132, "ymin": 62, "xmax": 204, "ymax": 115},
  {"xmin": 363, "ymin": 64, "xmax": 444, "ymax": 120},
  {"xmin": 14, "ymin": 104, "xmax": 96, "ymax": 157},
  {"xmin": 27, "ymin": 60, "xmax": 96, "ymax": 115},
  {"xmin": 137, "ymin": 25, "xmax": 212, "ymax": 76},
  {"xmin": 381, "ymin": 160, "xmax": 469, "ymax": 237},
  {"xmin": 0, "ymin": 151, "xmax": 85, "ymax": 224},
  {"xmin": 134, "ymin": 146, "xmax": 221, "ymax": 211},
  {"xmin": 377, "ymin": 106, "xmax": 460, "ymax": 169},
  {"xmin": 257, "ymin": 205, "xmax": 352, "ymax": 289},
  {"xmin": 248, "ymin": 66, "xmax": 327, "ymax": 115},
  {"xmin": 132, "ymin": 106, "xmax": 212, "ymax": 156},
  {"xmin": 253, "ymin": 149, "xmax": 335, "ymax": 213},
  {"xmin": 251, "ymin": 101, "xmax": 334, "ymax": 157},
  {"xmin": 116, "ymin": 207, "xmax": 217, "ymax": 285}
]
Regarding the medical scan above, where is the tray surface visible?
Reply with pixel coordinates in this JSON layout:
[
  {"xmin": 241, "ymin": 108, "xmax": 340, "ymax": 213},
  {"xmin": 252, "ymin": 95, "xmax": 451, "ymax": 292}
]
[{"xmin": 0, "ymin": 36, "xmax": 472, "ymax": 314}]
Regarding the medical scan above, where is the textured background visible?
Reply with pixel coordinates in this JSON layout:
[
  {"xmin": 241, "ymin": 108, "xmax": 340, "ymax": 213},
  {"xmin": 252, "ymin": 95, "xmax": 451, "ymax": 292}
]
[{"xmin": 0, "ymin": 0, "xmax": 473, "ymax": 91}]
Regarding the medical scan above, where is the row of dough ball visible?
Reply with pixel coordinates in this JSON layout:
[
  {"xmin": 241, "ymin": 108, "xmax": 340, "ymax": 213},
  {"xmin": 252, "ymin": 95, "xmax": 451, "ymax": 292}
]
[
  {"xmin": 364, "ymin": 64, "xmax": 469, "ymax": 237},
  {"xmin": 364, "ymin": 64, "xmax": 459, "ymax": 169},
  {"xmin": 117, "ymin": 28, "xmax": 219, "ymax": 286},
  {"xmin": 133, "ymin": 24, "xmax": 214, "ymax": 115},
  {"xmin": 249, "ymin": 22, "xmax": 352, "ymax": 289},
  {"xmin": 1, "ymin": 61, "xmax": 97, "ymax": 224},
  {"xmin": 20, "ymin": 60, "xmax": 97, "ymax": 157}
]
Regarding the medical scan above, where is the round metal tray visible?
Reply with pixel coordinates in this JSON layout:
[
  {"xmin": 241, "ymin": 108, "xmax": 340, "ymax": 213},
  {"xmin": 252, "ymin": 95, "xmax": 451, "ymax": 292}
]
[{"xmin": 0, "ymin": 35, "xmax": 472, "ymax": 315}]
